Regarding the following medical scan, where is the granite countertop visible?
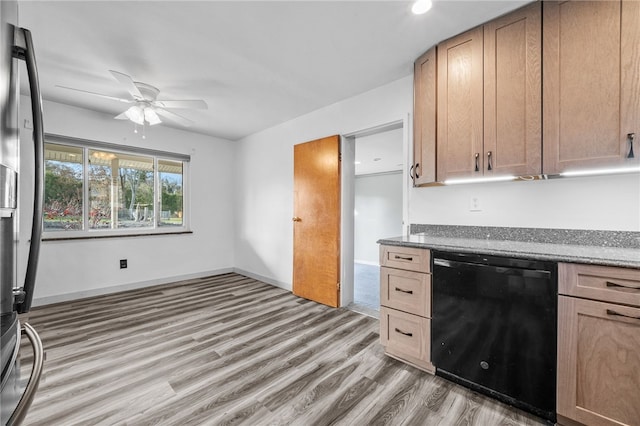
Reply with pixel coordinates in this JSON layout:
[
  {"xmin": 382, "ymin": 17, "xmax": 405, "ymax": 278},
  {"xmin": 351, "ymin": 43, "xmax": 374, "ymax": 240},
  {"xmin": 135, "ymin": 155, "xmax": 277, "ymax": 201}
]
[{"xmin": 378, "ymin": 225, "xmax": 640, "ymax": 269}]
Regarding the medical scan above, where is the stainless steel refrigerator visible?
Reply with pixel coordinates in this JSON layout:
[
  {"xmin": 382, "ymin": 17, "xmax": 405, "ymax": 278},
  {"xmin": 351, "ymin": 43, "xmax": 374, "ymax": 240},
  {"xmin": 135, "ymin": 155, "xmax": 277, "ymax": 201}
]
[{"xmin": 1, "ymin": 0, "xmax": 45, "ymax": 424}]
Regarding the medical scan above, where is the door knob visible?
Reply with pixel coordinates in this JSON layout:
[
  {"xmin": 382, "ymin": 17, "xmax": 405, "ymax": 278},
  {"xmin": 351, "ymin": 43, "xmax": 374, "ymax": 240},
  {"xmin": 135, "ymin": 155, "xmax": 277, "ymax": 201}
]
[{"xmin": 292, "ymin": 217, "xmax": 302, "ymax": 222}]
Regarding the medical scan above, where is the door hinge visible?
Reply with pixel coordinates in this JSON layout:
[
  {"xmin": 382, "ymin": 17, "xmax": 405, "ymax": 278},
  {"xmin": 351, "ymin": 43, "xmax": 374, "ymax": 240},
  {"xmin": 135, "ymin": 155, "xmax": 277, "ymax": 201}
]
[{"xmin": 337, "ymin": 282, "xmax": 341, "ymax": 291}]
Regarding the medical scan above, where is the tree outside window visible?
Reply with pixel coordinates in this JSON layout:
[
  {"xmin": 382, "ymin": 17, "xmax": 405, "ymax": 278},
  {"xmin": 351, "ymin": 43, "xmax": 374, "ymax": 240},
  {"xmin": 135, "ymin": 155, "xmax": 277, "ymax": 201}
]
[
  {"xmin": 44, "ymin": 144, "xmax": 83, "ymax": 231},
  {"xmin": 159, "ymin": 159, "xmax": 183, "ymax": 227}
]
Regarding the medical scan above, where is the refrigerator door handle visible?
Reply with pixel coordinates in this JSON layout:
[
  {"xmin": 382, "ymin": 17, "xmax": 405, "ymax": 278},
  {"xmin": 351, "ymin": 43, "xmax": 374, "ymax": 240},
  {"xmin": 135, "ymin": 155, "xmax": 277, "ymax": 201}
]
[
  {"xmin": 7, "ymin": 323, "xmax": 44, "ymax": 426},
  {"xmin": 12, "ymin": 28, "xmax": 44, "ymax": 314}
]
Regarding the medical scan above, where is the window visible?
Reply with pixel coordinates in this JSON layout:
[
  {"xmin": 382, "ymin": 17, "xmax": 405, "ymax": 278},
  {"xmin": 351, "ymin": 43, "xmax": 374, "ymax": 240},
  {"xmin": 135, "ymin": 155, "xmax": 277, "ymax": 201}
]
[{"xmin": 44, "ymin": 135, "xmax": 189, "ymax": 237}]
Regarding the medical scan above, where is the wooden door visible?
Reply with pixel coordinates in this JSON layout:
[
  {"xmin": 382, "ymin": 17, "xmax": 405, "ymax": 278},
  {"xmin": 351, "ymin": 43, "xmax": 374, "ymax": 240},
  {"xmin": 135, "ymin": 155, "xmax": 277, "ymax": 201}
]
[
  {"xmin": 413, "ymin": 47, "xmax": 437, "ymax": 185},
  {"xmin": 484, "ymin": 2, "xmax": 541, "ymax": 177},
  {"xmin": 543, "ymin": 0, "xmax": 640, "ymax": 174},
  {"xmin": 293, "ymin": 135, "xmax": 341, "ymax": 308},
  {"xmin": 436, "ymin": 27, "xmax": 484, "ymax": 181},
  {"xmin": 557, "ymin": 296, "xmax": 640, "ymax": 426}
]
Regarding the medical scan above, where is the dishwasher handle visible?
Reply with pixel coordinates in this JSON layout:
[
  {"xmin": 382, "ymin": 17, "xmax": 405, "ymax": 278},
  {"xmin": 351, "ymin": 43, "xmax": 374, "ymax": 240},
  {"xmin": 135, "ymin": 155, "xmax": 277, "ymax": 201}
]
[{"xmin": 433, "ymin": 257, "xmax": 552, "ymax": 279}]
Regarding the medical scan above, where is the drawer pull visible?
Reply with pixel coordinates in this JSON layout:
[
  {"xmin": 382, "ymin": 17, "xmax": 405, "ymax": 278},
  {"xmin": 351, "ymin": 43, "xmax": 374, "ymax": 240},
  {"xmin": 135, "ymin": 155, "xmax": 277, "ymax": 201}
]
[
  {"xmin": 394, "ymin": 287, "xmax": 413, "ymax": 294},
  {"xmin": 606, "ymin": 280, "xmax": 640, "ymax": 290},
  {"xmin": 394, "ymin": 255, "xmax": 414, "ymax": 261},
  {"xmin": 606, "ymin": 309, "xmax": 640, "ymax": 321},
  {"xmin": 394, "ymin": 328, "xmax": 413, "ymax": 337}
]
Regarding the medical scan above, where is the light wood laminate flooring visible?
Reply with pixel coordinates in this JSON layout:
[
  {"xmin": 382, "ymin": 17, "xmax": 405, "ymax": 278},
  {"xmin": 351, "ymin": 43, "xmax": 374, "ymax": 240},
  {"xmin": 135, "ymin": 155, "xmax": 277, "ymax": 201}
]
[{"xmin": 19, "ymin": 273, "xmax": 547, "ymax": 425}]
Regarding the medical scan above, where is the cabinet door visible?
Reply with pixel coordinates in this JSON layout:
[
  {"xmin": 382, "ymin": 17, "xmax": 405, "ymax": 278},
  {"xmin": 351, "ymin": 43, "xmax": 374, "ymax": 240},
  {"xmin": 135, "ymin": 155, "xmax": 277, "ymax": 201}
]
[
  {"xmin": 484, "ymin": 2, "xmax": 541, "ymax": 177},
  {"xmin": 436, "ymin": 27, "xmax": 484, "ymax": 182},
  {"xmin": 543, "ymin": 0, "xmax": 640, "ymax": 174},
  {"xmin": 413, "ymin": 47, "xmax": 437, "ymax": 185},
  {"xmin": 557, "ymin": 296, "xmax": 640, "ymax": 426}
]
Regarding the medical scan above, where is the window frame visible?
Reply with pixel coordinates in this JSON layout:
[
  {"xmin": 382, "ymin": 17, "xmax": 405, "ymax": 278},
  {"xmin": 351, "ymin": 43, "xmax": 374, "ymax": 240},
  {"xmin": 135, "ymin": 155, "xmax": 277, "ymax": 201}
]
[{"xmin": 43, "ymin": 134, "xmax": 190, "ymax": 240}]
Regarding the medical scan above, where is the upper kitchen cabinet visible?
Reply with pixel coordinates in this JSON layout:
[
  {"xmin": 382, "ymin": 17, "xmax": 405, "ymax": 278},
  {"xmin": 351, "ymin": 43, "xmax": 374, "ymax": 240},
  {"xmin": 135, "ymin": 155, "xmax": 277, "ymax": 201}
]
[
  {"xmin": 483, "ymin": 2, "xmax": 541, "ymax": 177},
  {"xmin": 413, "ymin": 47, "xmax": 437, "ymax": 185},
  {"xmin": 543, "ymin": 0, "xmax": 640, "ymax": 174},
  {"xmin": 436, "ymin": 26, "xmax": 484, "ymax": 182},
  {"xmin": 435, "ymin": 3, "xmax": 541, "ymax": 182}
]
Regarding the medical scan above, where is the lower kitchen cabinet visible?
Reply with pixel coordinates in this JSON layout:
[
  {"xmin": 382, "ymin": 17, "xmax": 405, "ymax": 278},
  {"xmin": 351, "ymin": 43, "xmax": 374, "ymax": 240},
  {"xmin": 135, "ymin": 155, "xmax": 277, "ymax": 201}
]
[
  {"xmin": 379, "ymin": 245, "xmax": 434, "ymax": 373},
  {"xmin": 557, "ymin": 263, "xmax": 640, "ymax": 426}
]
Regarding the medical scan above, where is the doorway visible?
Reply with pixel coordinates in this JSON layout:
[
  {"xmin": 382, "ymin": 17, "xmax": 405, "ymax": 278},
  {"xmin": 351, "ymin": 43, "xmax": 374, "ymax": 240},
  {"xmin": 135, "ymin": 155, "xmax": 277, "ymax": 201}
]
[{"xmin": 342, "ymin": 121, "xmax": 405, "ymax": 316}]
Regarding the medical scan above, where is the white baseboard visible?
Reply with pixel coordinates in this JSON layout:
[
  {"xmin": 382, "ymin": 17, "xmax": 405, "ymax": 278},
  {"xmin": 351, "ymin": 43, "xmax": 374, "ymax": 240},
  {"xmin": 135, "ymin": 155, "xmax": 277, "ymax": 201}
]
[
  {"xmin": 233, "ymin": 268, "xmax": 291, "ymax": 291},
  {"xmin": 32, "ymin": 267, "xmax": 234, "ymax": 307}
]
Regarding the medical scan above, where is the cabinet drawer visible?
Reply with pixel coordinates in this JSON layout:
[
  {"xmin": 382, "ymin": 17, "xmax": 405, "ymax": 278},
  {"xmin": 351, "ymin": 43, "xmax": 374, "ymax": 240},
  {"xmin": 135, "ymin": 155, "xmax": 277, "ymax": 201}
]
[
  {"xmin": 380, "ymin": 245, "xmax": 431, "ymax": 273},
  {"xmin": 380, "ymin": 306, "xmax": 430, "ymax": 363},
  {"xmin": 559, "ymin": 263, "xmax": 640, "ymax": 307},
  {"xmin": 380, "ymin": 267, "xmax": 431, "ymax": 317}
]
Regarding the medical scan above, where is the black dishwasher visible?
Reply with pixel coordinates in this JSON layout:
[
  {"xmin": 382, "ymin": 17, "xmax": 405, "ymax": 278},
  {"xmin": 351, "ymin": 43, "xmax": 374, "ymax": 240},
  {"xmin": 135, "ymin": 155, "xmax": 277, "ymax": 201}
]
[{"xmin": 432, "ymin": 251, "xmax": 557, "ymax": 422}]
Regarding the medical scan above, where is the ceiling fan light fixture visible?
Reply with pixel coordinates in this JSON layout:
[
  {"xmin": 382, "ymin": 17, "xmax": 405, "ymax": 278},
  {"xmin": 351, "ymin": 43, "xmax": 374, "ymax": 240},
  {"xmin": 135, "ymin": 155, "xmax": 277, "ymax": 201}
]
[
  {"xmin": 125, "ymin": 105, "xmax": 144, "ymax": 125},
  {"xmin": 144, "ymin": 107, "xmax": 162, "ymax": 125},
  {"xmin": 412, "ymin": 0, "xmax": 432, "ymax": 15}
]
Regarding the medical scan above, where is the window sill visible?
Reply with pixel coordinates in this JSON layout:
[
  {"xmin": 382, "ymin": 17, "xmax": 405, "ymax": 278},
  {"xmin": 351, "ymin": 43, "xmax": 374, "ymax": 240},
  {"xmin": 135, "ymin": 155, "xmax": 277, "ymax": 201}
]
[{"xmin": 42, "ymin": 230, "xmax": 193, "ymax": 242}]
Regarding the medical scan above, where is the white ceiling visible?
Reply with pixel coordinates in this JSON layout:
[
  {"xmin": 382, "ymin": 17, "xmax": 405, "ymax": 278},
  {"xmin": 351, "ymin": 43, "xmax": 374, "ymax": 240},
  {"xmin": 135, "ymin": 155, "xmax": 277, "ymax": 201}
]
[
  {"xmin": 355, "ymin": 127, "xmax": 403, "ymax": 176},
  {"xmin": 19, "ymin": 0, "xmax": 530, "ymax": 141}
]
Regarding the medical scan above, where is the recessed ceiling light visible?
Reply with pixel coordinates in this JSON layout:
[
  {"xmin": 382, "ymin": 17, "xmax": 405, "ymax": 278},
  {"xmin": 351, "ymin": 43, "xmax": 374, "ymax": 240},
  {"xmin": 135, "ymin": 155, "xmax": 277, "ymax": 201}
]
[
  {"xmin": 412, "ymin": 0, "xmax": 432, "ymax": 15},
  {"xmin": 354, "ymin": 161, "xmax": 361, "ymax": 165}
]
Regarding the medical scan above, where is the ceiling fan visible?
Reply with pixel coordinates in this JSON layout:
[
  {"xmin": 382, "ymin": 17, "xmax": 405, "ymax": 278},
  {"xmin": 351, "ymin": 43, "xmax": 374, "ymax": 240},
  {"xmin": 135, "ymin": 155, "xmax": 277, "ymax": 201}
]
[{"xmin": 57, "ymin": 70, "xmax": 208, "ymax": 128}]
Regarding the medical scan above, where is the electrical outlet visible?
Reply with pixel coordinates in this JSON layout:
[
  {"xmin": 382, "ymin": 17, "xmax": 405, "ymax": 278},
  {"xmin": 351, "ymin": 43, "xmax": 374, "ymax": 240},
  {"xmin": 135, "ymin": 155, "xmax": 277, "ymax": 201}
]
[
  {"xmin": 469, "ymin": 197, "xmax": 482, "ymax": 212},
  {"xmin": 120, "ymin": 259, "xmax": 128, "ymax": 269}
]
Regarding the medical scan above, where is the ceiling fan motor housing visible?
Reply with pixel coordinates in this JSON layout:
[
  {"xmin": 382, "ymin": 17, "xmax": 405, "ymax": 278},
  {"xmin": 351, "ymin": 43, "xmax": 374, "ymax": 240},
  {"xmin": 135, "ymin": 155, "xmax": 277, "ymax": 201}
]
[{"xmin": 134, "ymin": 82, "xmax": 160, "ymax": 101}]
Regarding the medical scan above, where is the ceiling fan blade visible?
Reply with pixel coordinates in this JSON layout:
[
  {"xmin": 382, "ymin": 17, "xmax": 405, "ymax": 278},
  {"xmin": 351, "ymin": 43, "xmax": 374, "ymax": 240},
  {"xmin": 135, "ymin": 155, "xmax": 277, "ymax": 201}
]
[
  {"xmin": 114, "ymin": 112, "xmax": 129, "ymax": 120},
  {"xmin": 153, "ymin": 100, "xmax": 208, "ymax": 110},
  {"xmin": 155, "ymin": 108, "xmax": 194, "ymax": 127},
  {"xmin": 56, "ymin": 85, "xmax": 133, "ymax": 103},
  {"xmin": 109, "ymin": 70, "xmax": 144, "ymax": 100}
]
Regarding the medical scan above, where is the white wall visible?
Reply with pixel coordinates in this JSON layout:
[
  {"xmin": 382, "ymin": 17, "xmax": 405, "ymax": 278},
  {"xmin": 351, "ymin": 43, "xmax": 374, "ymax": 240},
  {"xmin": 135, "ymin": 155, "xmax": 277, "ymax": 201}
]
[
  {"xmin": 235, "ymin": 74, "xmax": 640, "ymax": 290},
  {"xmin": 19, "ymin": 98, "xmax": 236, "ymax": 304},
  {"xmin": 354, "ymin": 172, "xmax": 403, "ymax": 264},
  {"xmin": 409, "ymin": 174, "xmax": 640, "ymax": 231},
  {"xmin": 234, "ymin": 76, "xmax": 413, "ymax": 290}
]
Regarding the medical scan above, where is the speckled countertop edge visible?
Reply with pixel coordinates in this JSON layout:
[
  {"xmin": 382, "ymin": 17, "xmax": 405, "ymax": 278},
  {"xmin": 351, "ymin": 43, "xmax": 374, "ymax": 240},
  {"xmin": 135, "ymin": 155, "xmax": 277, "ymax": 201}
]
[
  {"xmin": 409, "ymin": 224, "xmax": 640, "ymax": 249},
  {"xmin": 379, "ymin": 226, "xmax": 640, "ymax": 269}
]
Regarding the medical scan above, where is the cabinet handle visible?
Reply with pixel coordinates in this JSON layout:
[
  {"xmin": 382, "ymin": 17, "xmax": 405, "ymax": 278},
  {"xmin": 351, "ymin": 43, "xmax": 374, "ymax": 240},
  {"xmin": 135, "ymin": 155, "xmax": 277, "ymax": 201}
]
[
  {"xmin": 409, "ymin": 164, "xmax": 415, "ymax": 181},
  {"xmin": 627, "ymin": 133, "xmax": 635, "ymax": 159},
  {"xmin": 394, "ymin": 287, "xmax": 414, "ymax": 294},
  {"xmin": 415, "ymin": 162, "xmax": 420, "ymax": 179},
  {"xmin": 474, "ymin": 153, "xmax": 480, "ymax": 172},
  {"xmin": 487, "ymin": 151, "xmax": 493, "ymax": 171},
  {"xmin": 606, "ymin": 309, "xmax": 640, "ymax": 321},
  {"xmin": 394, "ymin": 255, "xmax": 413, "ymax": 261},
  {"xmin": 606, "ymin": 280, "xmax": 640, "ymax": 290},
  {"xmin": 394, "ymin": 327, "xmax": 413, "ymax": 337}
]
